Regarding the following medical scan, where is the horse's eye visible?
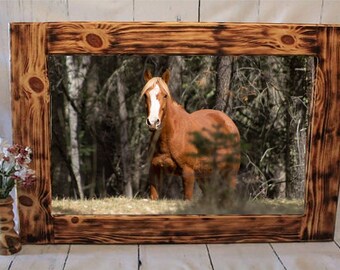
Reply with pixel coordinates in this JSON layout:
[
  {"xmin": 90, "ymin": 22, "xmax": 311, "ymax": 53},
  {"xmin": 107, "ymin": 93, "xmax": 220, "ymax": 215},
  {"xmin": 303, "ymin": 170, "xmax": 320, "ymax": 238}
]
[{"xmin": 164, "ymin": 94, "xmax": 168, "ymax": 99}]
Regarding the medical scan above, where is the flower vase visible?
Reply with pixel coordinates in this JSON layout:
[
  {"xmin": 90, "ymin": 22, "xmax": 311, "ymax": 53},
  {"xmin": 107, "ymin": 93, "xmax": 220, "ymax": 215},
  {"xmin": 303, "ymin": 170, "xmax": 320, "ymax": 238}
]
[{"xmin": 0, "ymin": 196, "xmax": 21, "ymax": 255}]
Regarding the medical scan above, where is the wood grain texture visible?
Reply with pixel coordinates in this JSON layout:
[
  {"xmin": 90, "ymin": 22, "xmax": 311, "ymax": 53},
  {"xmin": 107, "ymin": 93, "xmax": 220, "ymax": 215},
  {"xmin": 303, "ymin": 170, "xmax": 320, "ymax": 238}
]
[
  {"xmin": 140, "ymin": 244, "xmax": 211, "ymax": 269},
  {"xmin": 3, "ymin": 243, "xmax": 340, "ymax": 270},
  {"xmin": 8, "ymin": 245, "xmax": 69, "ymax": 270},
  {"xmin": 0, "ymin": 255, "xmax": 14, "ymax": 270},
  {"xmin": 47, "ymin": 22, "xmax": 319, "ymax": 56},
  {"xmin": 64, "ymin": 245, "xmax": 138, "ymax": 270},
  {"xmin": 208, "ymin": 244, "xmax": 285, "ymax": 270},
  {"xmin": 0, "ymin": 197, "xmax": 21, "ymax": 255},
  {"xmin": 300, "ymin": 27, "xmax": 340, "ymax": 241},
  {"xmin": 272, "ymin": 242, "xmax": 340, "ymax": 270},
  {"xmin": 10, "ymin": 23, "xmax": 53, "ymax": 243},
  {"xmin": 10, "ymin": 22, "xmax": 340, "ymax": 244},
  {"xmin": 53, "ymin": 215, "xmax": 301, "ymax": 244}
]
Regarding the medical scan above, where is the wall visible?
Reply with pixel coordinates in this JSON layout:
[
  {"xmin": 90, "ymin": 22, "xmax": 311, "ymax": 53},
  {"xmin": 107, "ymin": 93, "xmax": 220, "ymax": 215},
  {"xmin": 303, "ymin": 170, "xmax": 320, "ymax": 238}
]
[{"xmin": 1, "ymin": 0, "xmax": 340, "ymax": 141}]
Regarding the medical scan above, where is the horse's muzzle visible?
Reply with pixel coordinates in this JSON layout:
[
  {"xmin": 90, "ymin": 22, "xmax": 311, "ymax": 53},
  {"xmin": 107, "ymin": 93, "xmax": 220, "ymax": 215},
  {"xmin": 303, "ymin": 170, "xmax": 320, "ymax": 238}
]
[
  {"xmin": 147, "ymin": 124, "xmax": 161, "ymax": 131},
  {"xmin": 146, "ymin": 118, "xmax": 161, "ymax": 131}
]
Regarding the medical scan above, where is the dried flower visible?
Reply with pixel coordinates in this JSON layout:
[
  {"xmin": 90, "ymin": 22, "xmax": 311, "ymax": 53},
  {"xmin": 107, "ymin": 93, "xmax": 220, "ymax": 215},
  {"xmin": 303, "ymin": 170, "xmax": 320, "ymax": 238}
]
[{"xmin": 0, "ymin": 138, "xmax": 36, "ymax": 199}]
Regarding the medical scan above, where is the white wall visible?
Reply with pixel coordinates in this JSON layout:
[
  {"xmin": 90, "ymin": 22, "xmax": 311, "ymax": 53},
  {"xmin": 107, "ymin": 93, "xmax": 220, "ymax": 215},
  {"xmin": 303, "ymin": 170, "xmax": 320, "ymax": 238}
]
[{"xmin": 1, "ymin": 0, "xmax": 340, "ymax": 141}]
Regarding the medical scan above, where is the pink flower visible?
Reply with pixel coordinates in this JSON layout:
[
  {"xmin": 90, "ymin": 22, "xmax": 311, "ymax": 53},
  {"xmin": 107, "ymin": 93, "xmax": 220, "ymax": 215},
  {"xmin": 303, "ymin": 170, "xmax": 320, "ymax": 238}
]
[
  {"xmin": 13, "ymin": 168, "xmax": 35, "ymax": 188},
  {"xmin": 23, "ymin": 174, "xmax": 36, "ymax": 188},
  {"xmin": 0, "ymin": 138, "xmax": 35, "ymax": 198}
]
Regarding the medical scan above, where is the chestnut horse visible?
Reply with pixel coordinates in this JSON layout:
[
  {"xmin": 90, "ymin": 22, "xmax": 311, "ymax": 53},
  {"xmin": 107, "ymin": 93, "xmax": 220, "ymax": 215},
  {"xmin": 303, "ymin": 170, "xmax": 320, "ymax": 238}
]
[{"xmin": 142, "ymin": 70, "xmax": 240, "ymax": 200}]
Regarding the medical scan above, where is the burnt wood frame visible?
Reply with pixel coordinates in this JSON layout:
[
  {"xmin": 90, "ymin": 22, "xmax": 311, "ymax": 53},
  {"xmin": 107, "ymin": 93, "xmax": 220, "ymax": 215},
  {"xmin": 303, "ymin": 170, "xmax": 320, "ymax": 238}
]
[{"xmin": 10, "ymin": 22, "xmax": 340, "ymax": 244}]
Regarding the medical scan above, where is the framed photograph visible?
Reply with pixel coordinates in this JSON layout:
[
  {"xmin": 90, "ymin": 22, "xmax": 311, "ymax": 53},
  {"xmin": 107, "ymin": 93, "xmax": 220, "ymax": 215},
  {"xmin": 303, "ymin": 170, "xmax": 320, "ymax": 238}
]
[{"xmin": 10, "ymin": 22, "xmax": 340, "ymax": 244}]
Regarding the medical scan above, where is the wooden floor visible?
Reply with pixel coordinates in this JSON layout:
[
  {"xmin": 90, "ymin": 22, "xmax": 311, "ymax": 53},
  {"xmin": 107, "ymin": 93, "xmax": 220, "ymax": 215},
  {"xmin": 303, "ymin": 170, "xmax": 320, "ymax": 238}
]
[
  {"xmin": 2, "ymin": 199, "xmax": 340, "ymax": 270},
  {"xmin": 1, "ymin": 240, "xmax": 340, "ymax": 270}
]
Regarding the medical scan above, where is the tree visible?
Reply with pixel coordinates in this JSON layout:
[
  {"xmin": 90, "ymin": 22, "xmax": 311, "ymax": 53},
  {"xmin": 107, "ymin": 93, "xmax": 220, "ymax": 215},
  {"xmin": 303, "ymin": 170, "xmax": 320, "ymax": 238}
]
[
  {"xmin": 49, "ymin": 55, "xmax": 312, "ymax": 203},
  {"xmin": 84, "ymin": 63, "xmax": 100, "ymax": 197},
  {"xmin": 284, "ymin": 57, "xmax": 312, "ymax": 199},
  {"xmin": 214, "ymin": 56, "xmax": 235, "ymax": 115},
  {"xmin": 65, "ymin": 55, "xmax": 91, "ymax": 200},
  {"xmin": 168, "ymin": 56, "xmax": 184, "ymax": 102},
  {"xmin": 117, "ymin": 74, "xmax": 133, "ymax": 198}
]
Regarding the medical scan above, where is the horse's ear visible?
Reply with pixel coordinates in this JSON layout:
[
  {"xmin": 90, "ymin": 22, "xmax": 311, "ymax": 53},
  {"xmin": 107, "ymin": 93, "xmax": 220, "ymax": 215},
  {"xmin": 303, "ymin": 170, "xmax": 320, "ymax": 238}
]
[
  {"xmin": 144, "ymin": 69, "xmax": 153, "ymax": 82},
  {"xmin": 162, "ymin": 69, "xmax": 170, "ymax": 84}
]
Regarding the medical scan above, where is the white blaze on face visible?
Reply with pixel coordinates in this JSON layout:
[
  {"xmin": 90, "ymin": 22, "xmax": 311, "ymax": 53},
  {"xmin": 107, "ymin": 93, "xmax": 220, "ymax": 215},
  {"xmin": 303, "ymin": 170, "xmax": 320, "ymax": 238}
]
[{"xmin": 148, "ymin": 84, "xmax": 161, "ymax": 125}]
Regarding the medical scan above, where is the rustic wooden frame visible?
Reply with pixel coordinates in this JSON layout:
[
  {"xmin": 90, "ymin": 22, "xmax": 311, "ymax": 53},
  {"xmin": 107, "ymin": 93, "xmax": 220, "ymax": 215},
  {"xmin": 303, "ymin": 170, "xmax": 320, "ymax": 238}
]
[{"xmin": 10, "ymin": 22, "xmax": 340, "ymax": 244}]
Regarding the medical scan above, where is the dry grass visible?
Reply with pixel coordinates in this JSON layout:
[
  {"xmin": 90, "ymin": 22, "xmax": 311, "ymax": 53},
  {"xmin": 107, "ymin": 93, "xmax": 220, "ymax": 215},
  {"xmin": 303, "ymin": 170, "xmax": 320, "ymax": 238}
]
[
  {"xmin": 52, "ymin": 197, "xmax": 304, "ymax": 215},
  {"xmin": 52, "ymin": 197, "xmax": 190, "ymax": 215}
]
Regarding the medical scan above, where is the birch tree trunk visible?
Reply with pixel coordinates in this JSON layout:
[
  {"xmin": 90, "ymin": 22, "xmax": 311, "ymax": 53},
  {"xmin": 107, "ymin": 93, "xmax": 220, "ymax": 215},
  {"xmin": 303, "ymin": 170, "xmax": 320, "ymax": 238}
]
[
  {"xmin": 285, "ymin": 57, "xmax": 310, "ymax": 199},
  {"xmin": 66, "ymin": 56, "xmax": 91, "ymax": 200}
]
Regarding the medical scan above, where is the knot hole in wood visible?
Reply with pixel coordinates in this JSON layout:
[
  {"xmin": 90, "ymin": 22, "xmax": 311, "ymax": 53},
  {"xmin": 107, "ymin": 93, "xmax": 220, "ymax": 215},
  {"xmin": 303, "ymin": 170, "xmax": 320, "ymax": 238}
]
[
  {"xmin": 18, "ymin": 195, "xmax": 34, "ymax": 207},
  {"xmin": 71, "ymin": 216, "xmax": 79, "ymax": 224},
  {"xmin": 281, "ymin": 34, "xmax": 295, "ymax": 45},
  {"xmin": 85, "ymin": 33, "xmax": 104, "ymax": 48},
  {"xmin": 28, "ymin": 76, "xmax": 45, "ymax": 93}
]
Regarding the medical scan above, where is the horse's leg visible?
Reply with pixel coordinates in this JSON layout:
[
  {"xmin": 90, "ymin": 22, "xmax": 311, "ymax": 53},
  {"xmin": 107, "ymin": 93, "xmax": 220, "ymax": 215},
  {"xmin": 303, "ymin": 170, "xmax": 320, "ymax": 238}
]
[
  {"xmin": 149, "ymin": 165, "xmax": 162, "ymax": 200},
  {"xmin": 226, "ymin": 160, "xmax": 240, "ymax": 190},
  {"xmin": 229, "ymin": 172, "xmax": 238, "ymax": 190},
  {"xmin": 196, "ymin": 176, "xmax": 208, "ymax": 197},
  {"xmin": 182, "ymin": 167, "xmax": 195, "ymax": 200}
]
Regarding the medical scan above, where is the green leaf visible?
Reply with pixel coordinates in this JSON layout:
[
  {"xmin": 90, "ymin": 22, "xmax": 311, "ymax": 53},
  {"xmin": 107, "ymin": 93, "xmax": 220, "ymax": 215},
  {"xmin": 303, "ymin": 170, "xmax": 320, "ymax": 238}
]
[{"xmin": 2, "ymin": 177, "xmax": 15, "ymax": 198}]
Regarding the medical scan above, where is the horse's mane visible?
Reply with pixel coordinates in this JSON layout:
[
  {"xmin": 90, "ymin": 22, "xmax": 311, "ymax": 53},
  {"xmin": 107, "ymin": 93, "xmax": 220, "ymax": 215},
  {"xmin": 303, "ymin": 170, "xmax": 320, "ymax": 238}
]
[{"xmin": 140, "ymin": 77, "xmax": 172, "ymax": 99}]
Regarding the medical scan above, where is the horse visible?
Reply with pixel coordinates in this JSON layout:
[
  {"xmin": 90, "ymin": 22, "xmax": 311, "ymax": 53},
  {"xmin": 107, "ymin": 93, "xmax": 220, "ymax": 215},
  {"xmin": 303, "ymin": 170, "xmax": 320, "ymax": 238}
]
[{"xmin": 141, "ymin": 69, "xmax": 240, "ymax": 201}]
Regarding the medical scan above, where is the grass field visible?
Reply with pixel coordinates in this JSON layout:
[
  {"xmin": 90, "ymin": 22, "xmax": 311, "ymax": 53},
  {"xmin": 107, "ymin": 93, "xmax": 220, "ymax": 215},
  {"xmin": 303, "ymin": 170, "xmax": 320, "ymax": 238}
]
[{"xmin": 52, "ymin": 197, "xmax": 304, "ymax": 215}]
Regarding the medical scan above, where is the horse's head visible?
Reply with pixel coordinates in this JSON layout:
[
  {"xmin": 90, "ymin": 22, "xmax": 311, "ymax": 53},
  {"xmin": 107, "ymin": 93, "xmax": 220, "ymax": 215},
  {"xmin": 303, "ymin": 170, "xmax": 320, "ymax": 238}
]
[{"xmin": 141, "ymin": 70, "xmax": 171, "ymax": 131}]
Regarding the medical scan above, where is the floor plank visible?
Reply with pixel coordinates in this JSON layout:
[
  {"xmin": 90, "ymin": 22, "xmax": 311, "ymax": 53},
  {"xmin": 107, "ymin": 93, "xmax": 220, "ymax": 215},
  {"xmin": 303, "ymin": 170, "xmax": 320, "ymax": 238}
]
[
  {"xmin": 208, "ymin": 243, "xmax": 285, "ymax": 270},
  {"xmin": 9, "ymin": 245, "xmax": 69, "ymax": 270},
  {"xmin": 335, "ymin": 239, "xmax": 340, "ymax": 249},
  {"xmin": 272, "ymin": 242, "xmax": 340, "ymax": 270},
  {"xmin": 0, "ymin": 254, "xmax": 16, "ymax": 270},
  {"xmin": 3, "ymin": 242, "xmax": 340, "ymax": 270},
  {"xmin": 64, "ymin": 245, "xmax": 138, "ymax": 270},
  {"xmin": 140, "ymin": 244, "xmax": 212, "ymax": 270}
]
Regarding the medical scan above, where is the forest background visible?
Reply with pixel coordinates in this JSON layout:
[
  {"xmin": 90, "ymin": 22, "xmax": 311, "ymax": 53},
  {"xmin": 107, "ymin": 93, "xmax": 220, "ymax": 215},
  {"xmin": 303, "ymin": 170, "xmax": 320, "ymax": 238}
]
[{"xmin": 49, "ymin": 55, "xmax": 313, "ymax": 204}]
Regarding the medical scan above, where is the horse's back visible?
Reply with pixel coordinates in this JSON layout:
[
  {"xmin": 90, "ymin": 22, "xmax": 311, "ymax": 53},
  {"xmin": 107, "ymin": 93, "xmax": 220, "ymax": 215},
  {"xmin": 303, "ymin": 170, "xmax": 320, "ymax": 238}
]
[
  {"xmin": 189, "ymin": 109, "xmax": 240, "ymax": 167},
  {"xmin": 190, "ymin": 109, "xmax": 239, "ymax": 136}
]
